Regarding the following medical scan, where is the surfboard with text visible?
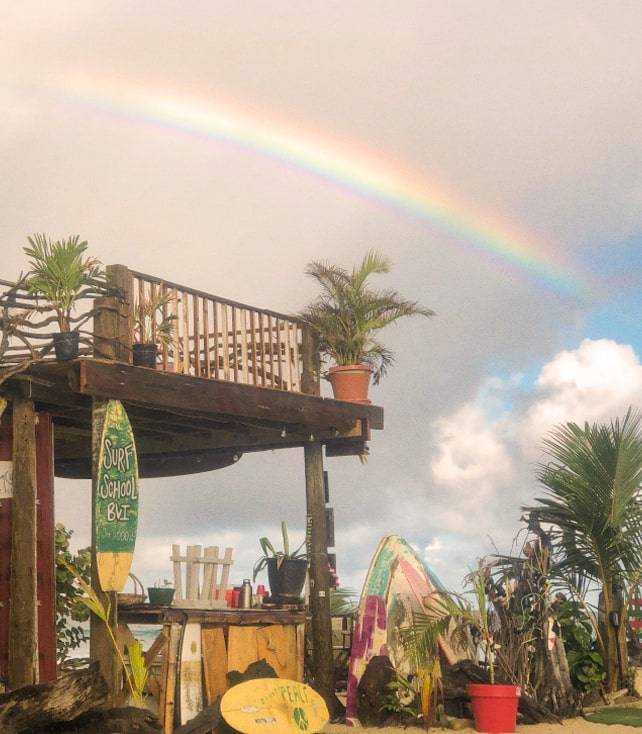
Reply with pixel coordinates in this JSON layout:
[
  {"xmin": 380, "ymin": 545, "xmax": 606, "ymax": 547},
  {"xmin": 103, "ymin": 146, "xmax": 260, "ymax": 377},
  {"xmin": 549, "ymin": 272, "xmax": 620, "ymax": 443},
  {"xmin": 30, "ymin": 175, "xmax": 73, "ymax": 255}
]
[
  {"xmin": 221, "ymin": 678, "xmax": 329, "ymax": 734},
  {"xmin": 95, "ymin": 400, "xmax": 139, "ymax": 592}
]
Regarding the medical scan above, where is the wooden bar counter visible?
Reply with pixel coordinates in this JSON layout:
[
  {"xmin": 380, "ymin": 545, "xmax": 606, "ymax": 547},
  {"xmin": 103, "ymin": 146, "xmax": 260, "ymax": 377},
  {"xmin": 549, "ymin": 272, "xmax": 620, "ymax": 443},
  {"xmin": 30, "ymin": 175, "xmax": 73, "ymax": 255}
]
[{"xmin": 118, "ymin": 603, "xmax": 307, "ymax": 733}]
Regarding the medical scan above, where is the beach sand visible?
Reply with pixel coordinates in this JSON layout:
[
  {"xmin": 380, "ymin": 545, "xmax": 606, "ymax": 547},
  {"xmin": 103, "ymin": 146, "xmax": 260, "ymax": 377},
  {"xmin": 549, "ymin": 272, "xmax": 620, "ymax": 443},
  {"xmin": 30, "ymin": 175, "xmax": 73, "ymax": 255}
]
[{"xmin": 322, "ymin": 720, "xmax": 640, "ymax": 733}]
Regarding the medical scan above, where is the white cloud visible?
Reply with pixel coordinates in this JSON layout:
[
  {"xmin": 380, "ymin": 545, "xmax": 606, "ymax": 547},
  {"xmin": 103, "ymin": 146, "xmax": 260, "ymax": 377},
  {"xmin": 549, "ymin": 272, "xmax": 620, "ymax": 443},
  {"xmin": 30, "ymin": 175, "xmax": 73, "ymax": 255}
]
[
  {"xmin": 428, "ymin": 338, "xmax": 642, "ymax": 560},
  {"xmin": 521, "ymin": 339, "xmax": 642, "ymax": 449}
]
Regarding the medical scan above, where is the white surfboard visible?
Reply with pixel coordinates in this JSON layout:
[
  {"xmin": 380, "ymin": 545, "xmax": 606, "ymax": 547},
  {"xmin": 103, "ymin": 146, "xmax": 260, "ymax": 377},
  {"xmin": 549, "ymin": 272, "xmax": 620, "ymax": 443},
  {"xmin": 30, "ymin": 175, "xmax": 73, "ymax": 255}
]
[{"xmin": 179, "ymin": 622, "xmax": 203, "ymax": 725}]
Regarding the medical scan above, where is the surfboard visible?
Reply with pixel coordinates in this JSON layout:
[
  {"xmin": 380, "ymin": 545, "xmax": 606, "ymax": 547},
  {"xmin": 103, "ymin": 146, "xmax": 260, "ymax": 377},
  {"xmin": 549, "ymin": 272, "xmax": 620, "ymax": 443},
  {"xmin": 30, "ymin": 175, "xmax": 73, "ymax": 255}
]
[
  {"xmin": 179, "ymin": 622, "xmax": 203, "ymax": 725},
  {"xmin": 221, "ymin": 678, "xmax": 329, "ymax": 734},
  {"xmin": 345, "ymin": 534, "xmax": 463, "ymax": 725},
  {"xmin": 95, "ymin": 400, "xmax": 139, "ymax": 592}
]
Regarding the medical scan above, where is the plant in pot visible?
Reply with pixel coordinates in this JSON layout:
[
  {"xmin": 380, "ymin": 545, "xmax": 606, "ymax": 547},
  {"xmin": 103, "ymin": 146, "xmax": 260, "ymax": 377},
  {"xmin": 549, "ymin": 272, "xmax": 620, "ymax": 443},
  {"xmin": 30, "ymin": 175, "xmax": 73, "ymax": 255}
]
[
  {"xmin": 23, "ymin": 234, "xmax": 107, "ymax": 361},
  {"xmin": 132, "ymin": 292, "xmax": 176, "ymax": 368},
  {"xmin": 253, "ymin": 521, "xmax": 307, "ymax": 604},
  {"xmin": 463, "ymin": 560, "xmax": 520, "ymax": 734},
  {"xmin": 147, "ymin": 578, "xmax": 175, "ymax": 606},
  {"xmin": 299, "ymin": 250, "xmax": 433, "ymax": 403}
]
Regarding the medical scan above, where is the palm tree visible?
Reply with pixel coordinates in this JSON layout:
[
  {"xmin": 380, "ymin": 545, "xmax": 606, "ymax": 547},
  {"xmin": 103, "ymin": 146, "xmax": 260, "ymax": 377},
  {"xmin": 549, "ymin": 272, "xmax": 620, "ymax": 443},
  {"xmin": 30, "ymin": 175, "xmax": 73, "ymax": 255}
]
[
  {"xmin": 24, "ymin": 234, "xmax": 106, "ymax": 332},
  {"xmin": 525, "ymin": 409, "xmax": 642, "ymax": 692},
  {"xmin": 300, "ymin": 250, "xmax": 433, "ymax": 384}
]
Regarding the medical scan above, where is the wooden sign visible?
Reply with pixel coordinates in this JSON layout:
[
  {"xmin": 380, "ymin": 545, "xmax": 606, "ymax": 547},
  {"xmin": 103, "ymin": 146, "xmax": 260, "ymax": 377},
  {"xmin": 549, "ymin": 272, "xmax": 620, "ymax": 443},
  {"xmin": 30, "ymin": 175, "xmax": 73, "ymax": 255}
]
[
  {"xmin": 221, "ymin": 678, "xmax": 329, "ymax": 734},
  {"xmin": 95, "ymin": 400, "xmax": 139, "ymax": 592}
]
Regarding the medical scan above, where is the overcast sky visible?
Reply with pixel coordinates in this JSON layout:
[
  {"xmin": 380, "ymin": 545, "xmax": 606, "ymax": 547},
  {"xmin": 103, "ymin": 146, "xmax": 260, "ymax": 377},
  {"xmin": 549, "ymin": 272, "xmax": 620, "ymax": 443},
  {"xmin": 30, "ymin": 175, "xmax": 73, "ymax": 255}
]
[{"xmin": 2, "ymin": 2, "xmax": 642, "ymax": 593}]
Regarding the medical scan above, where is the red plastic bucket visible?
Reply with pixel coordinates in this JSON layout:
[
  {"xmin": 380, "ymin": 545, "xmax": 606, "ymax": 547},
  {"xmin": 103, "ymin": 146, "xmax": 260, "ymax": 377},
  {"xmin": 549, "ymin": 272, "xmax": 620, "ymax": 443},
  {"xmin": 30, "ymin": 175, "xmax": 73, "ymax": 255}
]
[{"xmin": 468, "ymin": 684, "xmax": 520, "ymax": 733}]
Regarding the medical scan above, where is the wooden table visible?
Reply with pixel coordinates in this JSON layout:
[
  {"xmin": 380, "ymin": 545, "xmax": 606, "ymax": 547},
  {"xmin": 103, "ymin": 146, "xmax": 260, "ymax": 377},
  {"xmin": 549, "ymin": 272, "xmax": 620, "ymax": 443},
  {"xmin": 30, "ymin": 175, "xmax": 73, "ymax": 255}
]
[{"xmin": 118, "ymin": 604, "xmax": 308, "ymax": 734}]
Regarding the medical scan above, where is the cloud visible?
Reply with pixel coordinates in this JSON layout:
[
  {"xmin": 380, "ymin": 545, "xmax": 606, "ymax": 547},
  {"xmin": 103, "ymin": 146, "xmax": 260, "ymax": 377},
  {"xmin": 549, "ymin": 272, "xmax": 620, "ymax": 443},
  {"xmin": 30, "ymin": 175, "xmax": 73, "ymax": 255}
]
[
  {"xmin": 428, "ymin": 339, "xmax": 642, "ymax": 573},
  {"xmin": 521, "ymin": 339, "xmax": 642, "ymax": 449}
]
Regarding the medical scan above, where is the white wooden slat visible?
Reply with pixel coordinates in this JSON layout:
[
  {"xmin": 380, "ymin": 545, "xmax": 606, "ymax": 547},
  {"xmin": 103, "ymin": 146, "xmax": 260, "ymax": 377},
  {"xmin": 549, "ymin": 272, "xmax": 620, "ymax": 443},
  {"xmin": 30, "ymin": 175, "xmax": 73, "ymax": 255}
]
[
  {"xmin": 186, "ymin": 544, "xmax": 201, "ymax": 602},
  {"xmin": 171, "ymin": 544, "xmax": 183, "ymax": 603},
  {"xmin": 218, "ymin": 547, "xmax": 234, "ymax": 602},
  {"xmin": 200, "ymin": 546, "xmax": 216, "ymax": 601}
]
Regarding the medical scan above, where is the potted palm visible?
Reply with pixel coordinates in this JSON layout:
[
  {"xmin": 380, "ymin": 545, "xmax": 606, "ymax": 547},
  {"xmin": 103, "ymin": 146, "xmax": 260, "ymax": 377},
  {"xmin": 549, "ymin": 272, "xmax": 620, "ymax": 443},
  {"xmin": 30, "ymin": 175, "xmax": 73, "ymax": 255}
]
[
  {"xmin": 24, "ymin": 234, "xmax": 107, "ymax": 361},
  {"xmin": 464, "ymin": 560, "xmax": 520, "ymax": 734},
  {"xmin": 299, "ymin": 250, "xmax": 433, "ymax": 403},
  {"xmin": 253, "ymin": 521, "xmax": 307, "ymax": 603},
  {"xmin": 132, "ymin": 292, "xmax": 176, "ymax": 368}
]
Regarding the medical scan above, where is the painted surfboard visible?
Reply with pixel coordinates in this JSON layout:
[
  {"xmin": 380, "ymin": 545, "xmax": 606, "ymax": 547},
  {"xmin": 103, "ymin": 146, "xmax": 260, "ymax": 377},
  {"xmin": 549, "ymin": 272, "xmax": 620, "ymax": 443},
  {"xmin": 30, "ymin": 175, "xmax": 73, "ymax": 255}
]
[
  {"xmin": 95, "ymin": 400, "xmax": 139, "ymax": 592},
  {"xmin": 221, "ymin": 678, "xmax": 329, "ymax": 734},
  {"xmin": 179, "ymin": 622, "xmax": 203, "ymax": 725},
  {"xmin": 345, "ymin": 534, "xmax": 463, "ymax": 725}
]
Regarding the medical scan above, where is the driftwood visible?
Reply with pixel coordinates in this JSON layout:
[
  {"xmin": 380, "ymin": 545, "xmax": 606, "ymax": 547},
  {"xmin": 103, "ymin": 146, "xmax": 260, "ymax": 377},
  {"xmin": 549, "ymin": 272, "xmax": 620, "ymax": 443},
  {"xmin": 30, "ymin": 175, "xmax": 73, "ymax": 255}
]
[
  {"xmin": 443, "ymin": 660, "xmax": 560, "ymax": 724},
  {"xmin": 0, "ymin": 665, "xmax": 107, "ymax": 734},
  {"xmin": 30, "ymin": 706, "xmax": 161, "ymax": 733}
]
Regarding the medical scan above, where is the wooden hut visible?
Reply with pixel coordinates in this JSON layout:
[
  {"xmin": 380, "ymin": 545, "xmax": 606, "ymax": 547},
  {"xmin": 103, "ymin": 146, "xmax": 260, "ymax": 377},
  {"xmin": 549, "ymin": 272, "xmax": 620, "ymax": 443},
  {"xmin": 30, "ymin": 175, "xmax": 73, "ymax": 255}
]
[{"xmin": 0, "ymin": 265, "xmax": 383, "ymax": 729}]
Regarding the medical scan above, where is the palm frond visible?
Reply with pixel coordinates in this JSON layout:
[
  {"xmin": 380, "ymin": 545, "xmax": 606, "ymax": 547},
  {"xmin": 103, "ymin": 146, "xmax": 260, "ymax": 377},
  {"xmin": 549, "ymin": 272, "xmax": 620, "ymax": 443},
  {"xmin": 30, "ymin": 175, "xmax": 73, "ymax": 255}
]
[{"xmin": 300, "ymin": 250, "xmax": 433, "ymax": 381}]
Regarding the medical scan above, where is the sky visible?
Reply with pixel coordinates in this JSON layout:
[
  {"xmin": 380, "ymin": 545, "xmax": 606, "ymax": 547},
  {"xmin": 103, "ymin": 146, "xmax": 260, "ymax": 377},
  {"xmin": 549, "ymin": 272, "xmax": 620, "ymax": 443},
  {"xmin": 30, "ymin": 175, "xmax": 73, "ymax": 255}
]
[{"xmin": 1, "ymin": 2, "xmax": 642, "ymax": 594}]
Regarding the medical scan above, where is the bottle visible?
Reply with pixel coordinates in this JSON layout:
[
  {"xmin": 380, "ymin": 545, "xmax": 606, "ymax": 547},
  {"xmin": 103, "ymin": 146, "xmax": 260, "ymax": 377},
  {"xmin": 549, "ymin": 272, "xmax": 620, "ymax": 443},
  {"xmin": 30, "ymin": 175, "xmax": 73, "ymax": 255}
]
[{"xmin": 239, "ymin": 579, "xmax": 253, "ymax": 609}]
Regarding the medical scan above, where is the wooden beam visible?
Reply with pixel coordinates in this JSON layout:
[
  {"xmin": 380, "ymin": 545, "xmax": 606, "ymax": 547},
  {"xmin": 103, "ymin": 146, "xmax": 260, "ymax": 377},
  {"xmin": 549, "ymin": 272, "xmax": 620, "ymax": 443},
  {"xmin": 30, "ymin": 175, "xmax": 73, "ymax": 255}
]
[
  {"xmin": 89, "ymin": 399, "xmax": 120, "ymax": 705},
  {"xmin": 8, "ymin": 397, "xmax": 38, "ymax": 688},
  {"xmin": 76, "ymin": 359, "xmax": 384, "ymax": 430},
  {"xmin": 304, "ymin": 442, "xmax": 336, "ymax": 712}
]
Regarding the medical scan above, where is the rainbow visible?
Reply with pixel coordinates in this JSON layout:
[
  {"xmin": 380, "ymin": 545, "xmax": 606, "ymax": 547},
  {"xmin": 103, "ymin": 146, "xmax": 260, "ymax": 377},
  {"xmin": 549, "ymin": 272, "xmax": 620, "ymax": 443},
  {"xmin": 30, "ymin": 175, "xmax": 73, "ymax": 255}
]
[{"xmin": 52, "ymin": 74, "xmax": 579, "ymax": 295}]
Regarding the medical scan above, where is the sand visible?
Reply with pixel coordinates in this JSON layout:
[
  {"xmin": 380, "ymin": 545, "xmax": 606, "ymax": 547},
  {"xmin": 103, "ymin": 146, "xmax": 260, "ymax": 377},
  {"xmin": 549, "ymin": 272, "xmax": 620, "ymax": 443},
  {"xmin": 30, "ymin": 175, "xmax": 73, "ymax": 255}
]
[{"xmin": 322, "ymin": 720, "xmax": 640, "ymax": 733}]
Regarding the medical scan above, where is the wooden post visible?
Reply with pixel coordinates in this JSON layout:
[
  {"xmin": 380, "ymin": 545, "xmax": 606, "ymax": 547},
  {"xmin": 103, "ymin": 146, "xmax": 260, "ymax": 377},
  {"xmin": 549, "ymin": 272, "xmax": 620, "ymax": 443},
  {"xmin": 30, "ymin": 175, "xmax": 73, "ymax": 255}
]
[
  {"xmin": 301, "ymin": 326, "xmax": 320, "ymax": 397},
  {"xmin": 8, "ymin": 397, "xmax": 38, "ymax": 688},
  {"xmin": 301, "ymin": 324, "xmax": 335, "ymax": 708},
  {"xmin": 304, "ymin": 441, "xmax": 336, "ymax": 712},
  {"xmin": 94, "ymin": 264, "xmax": 132, "ymax": 363},
  {"xmin": 89, "ymin": 398, "xmax": 120, "ymax": 704}
]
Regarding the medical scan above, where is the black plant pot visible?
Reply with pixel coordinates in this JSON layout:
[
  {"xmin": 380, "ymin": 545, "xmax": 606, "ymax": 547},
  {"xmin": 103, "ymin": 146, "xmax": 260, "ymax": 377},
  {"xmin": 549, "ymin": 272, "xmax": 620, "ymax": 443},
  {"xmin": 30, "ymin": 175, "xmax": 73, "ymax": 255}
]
[
  {"xmin": 53, "ymin": 331, "xmax": 80, "ymax": 361},
  {"xmin": 266, "ymin": 557, "xmax": 308, "ymax": 603},
  {"xmin": 132, "ymin": 343, "xmax": 159, "ymax": 368}
]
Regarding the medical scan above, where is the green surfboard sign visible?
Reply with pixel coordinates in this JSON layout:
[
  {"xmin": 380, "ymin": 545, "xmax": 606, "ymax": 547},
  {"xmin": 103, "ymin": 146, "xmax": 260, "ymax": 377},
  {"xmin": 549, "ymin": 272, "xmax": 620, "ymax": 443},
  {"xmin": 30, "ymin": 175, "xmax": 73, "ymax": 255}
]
[{"xmin": 95, "ymin": 401, "xmax": 139, "ymax": 591}]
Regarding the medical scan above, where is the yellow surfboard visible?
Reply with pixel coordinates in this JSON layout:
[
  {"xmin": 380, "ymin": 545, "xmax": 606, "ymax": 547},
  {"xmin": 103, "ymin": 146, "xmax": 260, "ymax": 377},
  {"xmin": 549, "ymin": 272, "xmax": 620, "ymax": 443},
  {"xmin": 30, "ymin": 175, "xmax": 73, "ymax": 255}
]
[
  {"xmin": 221, "ymin": 678, "xmax": 329, "ymax": 734},
  {"xmin": 95, "ymin": 400, "xmax": 139, "ymax": 592}
]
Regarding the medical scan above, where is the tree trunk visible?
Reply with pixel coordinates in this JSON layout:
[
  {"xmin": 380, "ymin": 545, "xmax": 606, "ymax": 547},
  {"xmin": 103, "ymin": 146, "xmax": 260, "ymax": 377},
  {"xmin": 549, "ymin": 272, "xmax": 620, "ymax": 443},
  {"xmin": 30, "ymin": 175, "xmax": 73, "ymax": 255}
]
[{"xmin": 599, "ymin": 583, "xmax": 625, "ymax": 693}]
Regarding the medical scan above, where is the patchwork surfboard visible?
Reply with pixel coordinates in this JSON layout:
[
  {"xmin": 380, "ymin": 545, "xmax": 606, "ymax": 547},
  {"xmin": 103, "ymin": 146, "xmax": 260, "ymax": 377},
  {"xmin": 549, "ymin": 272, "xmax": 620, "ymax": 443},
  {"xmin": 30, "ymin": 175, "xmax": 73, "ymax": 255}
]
[
  {"xmin": 95, "ymin": 400, "xmax": 139, "ymax": 592},
  {"xmin": 221, "ymin": 678, "xmax": 329, "ymax": 734},
  {"xmin": 345, "ymin": 534, "xmax": 462, "ymax": 725}
]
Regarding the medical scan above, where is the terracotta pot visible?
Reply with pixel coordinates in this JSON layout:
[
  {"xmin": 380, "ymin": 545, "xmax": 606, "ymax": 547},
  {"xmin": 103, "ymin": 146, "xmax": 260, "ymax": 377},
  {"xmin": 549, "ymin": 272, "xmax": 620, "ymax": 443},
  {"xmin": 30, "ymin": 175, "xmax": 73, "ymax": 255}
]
[{"xmin": 328, "ymin": 364, "xmax": 372, "ymax": 403}]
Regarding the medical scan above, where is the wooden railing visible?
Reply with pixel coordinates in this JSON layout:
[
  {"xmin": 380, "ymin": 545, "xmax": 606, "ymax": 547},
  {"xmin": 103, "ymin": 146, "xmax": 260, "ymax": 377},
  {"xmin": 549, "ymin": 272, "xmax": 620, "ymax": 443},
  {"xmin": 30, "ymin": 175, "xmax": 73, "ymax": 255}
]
[{"xmin": 129, "ymin": 270, "xmax": 304, "ymax": 392}]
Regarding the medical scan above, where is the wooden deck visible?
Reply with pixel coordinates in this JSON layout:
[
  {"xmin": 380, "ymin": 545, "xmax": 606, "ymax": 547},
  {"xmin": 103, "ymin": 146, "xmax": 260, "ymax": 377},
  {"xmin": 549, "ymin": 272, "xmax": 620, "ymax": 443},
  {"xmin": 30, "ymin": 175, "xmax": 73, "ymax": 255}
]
[{"xmin": 2, "ymin": 358, "xmax": 382, "ymax": 478}]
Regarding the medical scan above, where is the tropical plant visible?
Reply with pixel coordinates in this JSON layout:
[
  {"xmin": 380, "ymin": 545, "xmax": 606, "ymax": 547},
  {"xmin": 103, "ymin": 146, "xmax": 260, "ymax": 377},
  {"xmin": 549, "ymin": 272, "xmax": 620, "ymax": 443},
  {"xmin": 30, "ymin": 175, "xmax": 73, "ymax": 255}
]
[
  {"xmin": 55, "ymin": 524, "xmax": 91, "ymax": 663},
  {"xmin": 555, "ymin": 599, "xmax": 605, "ymax": 694},
  {"xmin": 380, "ymin": 672, "xmax": 422, "ymax": 720},
  {"xmin": 24, "ymin": 234, "xmax": 107, "ymax": 332},
  {"xmin": 330, "ymin": 587, "xmax": 358, "ymax": 616},
  {"xmin": 133, "ymin": 292, "xmax": 176, "ymax": 345},
  {"xmin": 299, "ymin": 250, "xmax": 433, "ymax": 384},
  {"xmin": 253, "ymin": 521, "xmax": 306, "ymax": 581},
  {"xmin": 525, "ymin": 408, "xmax": 642, "ymax": 693},
  {"xmin": 60, "ymin": 558, "xmax": 149, "ymax": 706}
]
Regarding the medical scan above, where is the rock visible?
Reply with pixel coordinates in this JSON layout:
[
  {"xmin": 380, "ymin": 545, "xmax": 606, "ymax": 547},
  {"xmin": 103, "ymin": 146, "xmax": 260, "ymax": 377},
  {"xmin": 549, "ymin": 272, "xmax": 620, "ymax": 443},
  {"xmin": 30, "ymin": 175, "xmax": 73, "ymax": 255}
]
[{"xmin": 356, "ymin": 655, "xmax": 396, "ymax": 727}]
